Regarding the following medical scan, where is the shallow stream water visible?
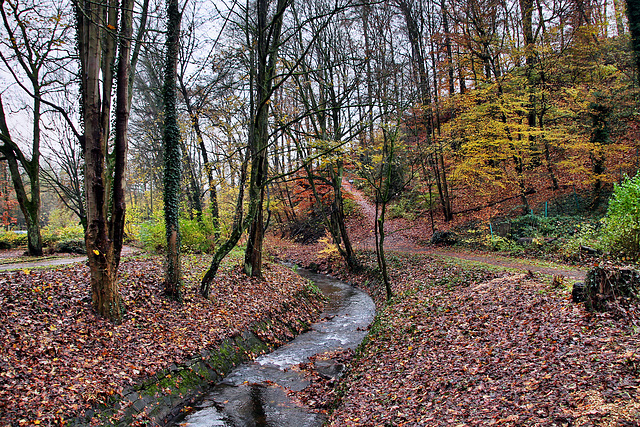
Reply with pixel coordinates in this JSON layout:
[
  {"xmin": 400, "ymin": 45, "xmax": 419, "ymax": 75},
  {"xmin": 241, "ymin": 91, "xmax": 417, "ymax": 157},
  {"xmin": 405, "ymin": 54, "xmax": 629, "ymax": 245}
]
[{"xmin": 173, "ymin": 268, "xmax": 375, "ymax": 427}]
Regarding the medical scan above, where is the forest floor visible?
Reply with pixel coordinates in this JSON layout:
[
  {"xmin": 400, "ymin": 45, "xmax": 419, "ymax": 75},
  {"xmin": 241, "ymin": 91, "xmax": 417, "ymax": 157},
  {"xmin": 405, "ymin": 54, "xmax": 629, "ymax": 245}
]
[
  {"xmin": 0, "ymin": 251, "xmax": 325, "ymax": 426},
  {"xmin": 266, "ymin": 185, "xmax": 640, "ymax": 426},
  {"xmin": 0, "ymin": 186, "xmax": 635, "ymax": 426}
]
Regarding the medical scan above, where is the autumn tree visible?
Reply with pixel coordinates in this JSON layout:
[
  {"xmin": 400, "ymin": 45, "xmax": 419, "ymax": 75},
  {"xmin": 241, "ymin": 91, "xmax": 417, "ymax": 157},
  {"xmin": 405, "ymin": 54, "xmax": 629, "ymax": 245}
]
[
  {"xmin": 200, "ymin": 0, "xmax": 356, "ymax": 295},
  {"xmin": 129, "ymin": 29, "xmax": 166, "ymax": 219},
  {"xmin": 362, "ymin": 123, "xmax": 409, "ymax": 300},
  {"xmin": 177, "ymin": 4, "xmax": 228, "ymax": 229},
  {"xmin": 0, "ymin": 0, "xmax": 75, "ymax": 255},
  {"xmin": 280, "ymin": 0, "xmax": 362, "ymax": 270},
  {"xmin": 200, "ymin": 0, "xmax": 290, "ymax": 294},
  {"xmin": 41, "ymin": 124, "xmax": 87, "ymax": 229},
  {"xmin": 395, "ymin": 0, "xmax": 454, "ymax": 221}
]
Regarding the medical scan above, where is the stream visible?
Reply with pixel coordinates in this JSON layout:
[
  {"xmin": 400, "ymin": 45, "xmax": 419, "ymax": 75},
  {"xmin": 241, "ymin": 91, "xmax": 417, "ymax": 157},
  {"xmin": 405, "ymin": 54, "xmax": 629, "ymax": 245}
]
[{"xmin": 173, "ymin": 268, "xmax": 375, "ymax": 427}]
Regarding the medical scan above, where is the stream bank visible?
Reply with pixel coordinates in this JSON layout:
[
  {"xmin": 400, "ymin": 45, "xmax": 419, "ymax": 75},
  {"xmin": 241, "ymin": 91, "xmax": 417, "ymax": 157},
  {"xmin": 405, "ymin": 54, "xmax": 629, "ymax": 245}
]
[
  {"xmin": 66, "ymin": 282, "xmax": 325, "ymax": 426},
  {"xmin": 173, "ymin": 269, "xmax": 376, "ymax": 427}
]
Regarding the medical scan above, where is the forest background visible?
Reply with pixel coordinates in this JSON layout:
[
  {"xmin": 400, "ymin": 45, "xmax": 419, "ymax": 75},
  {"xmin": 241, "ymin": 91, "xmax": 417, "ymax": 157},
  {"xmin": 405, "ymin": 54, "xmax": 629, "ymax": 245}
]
[{"xmin": 1, "ymin": 0, "xmax": 640, "ymax": 316}]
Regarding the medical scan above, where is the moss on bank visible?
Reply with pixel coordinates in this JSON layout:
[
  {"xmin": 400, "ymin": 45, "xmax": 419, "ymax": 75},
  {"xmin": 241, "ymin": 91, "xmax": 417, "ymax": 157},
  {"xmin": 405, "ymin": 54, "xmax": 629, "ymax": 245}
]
[{"xmin": 66, "ymin": 283, "xmax": 324, "ymax": 426}]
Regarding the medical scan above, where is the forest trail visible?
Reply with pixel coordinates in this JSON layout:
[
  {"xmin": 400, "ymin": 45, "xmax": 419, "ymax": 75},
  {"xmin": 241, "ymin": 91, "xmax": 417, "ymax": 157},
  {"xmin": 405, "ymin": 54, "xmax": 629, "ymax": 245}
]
[
  {"xmin": 342, "ymin": 180, "xmax": 587, "ymax": 281},
  {"xmin": 0, "ymin": 246, "xmax": 140, "ymax": 271}
]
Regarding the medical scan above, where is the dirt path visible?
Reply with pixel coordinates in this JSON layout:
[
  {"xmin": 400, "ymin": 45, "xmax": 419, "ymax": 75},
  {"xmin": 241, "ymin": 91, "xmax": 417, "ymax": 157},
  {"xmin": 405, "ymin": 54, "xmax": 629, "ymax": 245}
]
[
  {"xmin": 0, "ymin": 246, "xmax": 141, "ymax": 271},
  {"xmin": 0, "ymin": 256, "xmax": 87, "ymax": 271},
  {"xmin": 423, "ymin": 248, "xmax": 585, "ymax": 280},
  {"xmin": 343, "ymin": 180, "xmax": 587, "ymax": 281}
]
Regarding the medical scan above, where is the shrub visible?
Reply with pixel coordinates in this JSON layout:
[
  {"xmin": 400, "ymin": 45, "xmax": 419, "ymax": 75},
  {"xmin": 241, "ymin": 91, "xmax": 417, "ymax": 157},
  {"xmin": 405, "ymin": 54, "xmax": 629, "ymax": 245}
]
[
  {"xmin": 54, "ymin": 240, "xmax": 86, "ymax": 254},
  {"xmin": 602, "ymin": 175, "xmax": 640, "ymax": 259},
  {"xmin": 139, "ymin": 218, "xmax": 166, "ymax": 253},
  {"xmin": 41, "ymin": 225, "xmax": 84, "ymax": 247},
  {"xmin": 179, "ymin": 217, "xmax": 215, "ymax": 253},
  {"xmin": 342, "ymin": 196, "xmax": 361, "ymax": 217},
  {"xmin": 139, "ymin": 211, "xmax": 217, "ymax": 254},
  {"xmin": 483, "ymin": 235, "xmax": 524, "ymax": 253},
  {"xmin": 0, "ymin": 231, "xmax": 27, "ymax": 248},
  {"xmin": 124, "ymin": 205, "xmax": 145, "ymax": 243},
  {"xmin": 509, "ymin": 214, "xmax": 541, "ymax": 239},
  {"xmin": 318, "ymin": 231, "xmax": 340, "ymax": 262},
  {"xmin": 388, "ymin": 198, "xmax": 417, "ymax": 221},
  {"xmin": 431, "ymin": 230, "xmax": 457, "ymax": 245},
  {"xmin": 560, "ymin": 221, "xmax": 603, "ymax": 261},
  {"xmin": 46, "ymin": 208, "xmax": 78, "ymax": 228}
]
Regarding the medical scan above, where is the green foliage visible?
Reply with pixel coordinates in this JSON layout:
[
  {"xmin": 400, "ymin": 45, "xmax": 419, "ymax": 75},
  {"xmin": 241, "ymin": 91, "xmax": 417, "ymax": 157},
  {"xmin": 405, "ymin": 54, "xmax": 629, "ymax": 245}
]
[
  {"xmin": 179, "ymin": 216, "xmax": 215, "ymax": 253},
  {"xmin": 0, "ymin": 231, "xmax": 27, "ymax": 249},
  {"xmin": 483, "ymin": 235, "xmax": 524, "ymax": 253},
  {"xmin": 388, "ymin": 200, "xmax": 415, "ymax": 220},
  {"xmin": 387, "ymin": 190, "xmax": 434, "ymax": 221},
  {"xmin": 124, "ymin": 204, "xmax": 146, "ymax": 243},
  {"xmin": 457, "ymin": 214, "xmax": 606, "ymax": 260},
  {"xmin": 139, "ymin": 210, "xmax": 167, "ymax": 253},
  {"xmin": 342, "ymin": 197, "xmax": 360, "ymax": 217},
  {"xmin": 41, "ymin": 225, "xmax": 84, "ymax": 247},
  {"xmin": 508, "ymin": 214, "xmax": 542, "ymax": 239},
  {"xmin": 602, "ymin": 174, "xmax": 640, "ymax": 259},
  {"xmin": 46, "ymin": 208, "xmax": 78, "ymax": 228},
  {"xmin": 139, "ymin": 210, "xmax": 217, "ymax": 254},
  {"xmin": 506, "ymin": 214, "xmax": 602, "ymax": 240},
  {"xmin": 560, "ymin": 221, "xmax": 603, "ymax": 260},
  {"xmin": 0, "ymin": 225, "xmax": 85, "ymax": 251}
]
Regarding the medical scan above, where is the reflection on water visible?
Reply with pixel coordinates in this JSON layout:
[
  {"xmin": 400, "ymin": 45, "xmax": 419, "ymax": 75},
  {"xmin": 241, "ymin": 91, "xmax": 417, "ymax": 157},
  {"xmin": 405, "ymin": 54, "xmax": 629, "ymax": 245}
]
[{"xmin": 173, "ymin": 269, "xmax": 375, "ymax": 427}]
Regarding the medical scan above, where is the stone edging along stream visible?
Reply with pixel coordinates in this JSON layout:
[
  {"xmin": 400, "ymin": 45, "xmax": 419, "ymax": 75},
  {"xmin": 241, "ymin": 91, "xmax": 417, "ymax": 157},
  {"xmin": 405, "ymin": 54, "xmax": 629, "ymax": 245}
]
[{"xmin": 67, "ymin": 283, "xmax": 326, "ymax": 427}]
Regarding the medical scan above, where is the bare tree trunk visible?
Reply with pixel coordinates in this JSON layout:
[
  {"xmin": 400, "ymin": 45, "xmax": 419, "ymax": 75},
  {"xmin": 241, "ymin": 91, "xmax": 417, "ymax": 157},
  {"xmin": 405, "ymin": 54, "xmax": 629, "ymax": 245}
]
[
  {"xmin": 441, "ymin": 0, "xmax": 455, "ymax": 96},
  {"xmin": 112, "ymin": 0, "xmax": 133, "ymax": 270},
  {"xmin": 179, "ymin": 78, "xmax": 219, "ymax": 232},
  {"xmin": 76, "ymin": 0, "xmax": 135, "ymax": 322}
]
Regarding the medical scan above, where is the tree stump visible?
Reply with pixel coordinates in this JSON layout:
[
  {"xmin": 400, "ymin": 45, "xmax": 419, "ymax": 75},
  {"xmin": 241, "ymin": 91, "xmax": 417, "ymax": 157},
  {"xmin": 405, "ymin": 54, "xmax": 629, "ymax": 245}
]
[
  {"xmin": 583, "ymin": 266, "xmax": 640, "ymax": 311},
  {"xmin": 431, "ymin": 230, "xmax": 457, "ymax": 246}
]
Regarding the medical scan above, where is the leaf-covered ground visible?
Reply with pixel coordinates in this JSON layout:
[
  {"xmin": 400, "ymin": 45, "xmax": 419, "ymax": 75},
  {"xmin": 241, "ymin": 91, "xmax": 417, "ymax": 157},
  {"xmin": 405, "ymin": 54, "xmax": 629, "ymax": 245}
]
[
  {"xmin": 336, "ymin": 253, "xmax": 640, "ymax": 426},
  {"xmin": 0, "ymin": 253, "xmax": 323, "ymax": 426},
  {"xmin": 270, "ymin": 237, "xmax": 640, "ymax": 426}
]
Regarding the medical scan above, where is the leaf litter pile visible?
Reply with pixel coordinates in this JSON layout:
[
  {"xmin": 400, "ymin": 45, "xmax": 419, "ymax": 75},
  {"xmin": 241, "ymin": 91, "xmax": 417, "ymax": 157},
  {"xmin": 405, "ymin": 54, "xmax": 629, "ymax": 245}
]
[
  {"xmin": 317, "ymin": 252, "xmax": 640, "ymax": 426},
  {"xmin": 0, "ymin": 255, "xmax": 323, "ymax": 426}
]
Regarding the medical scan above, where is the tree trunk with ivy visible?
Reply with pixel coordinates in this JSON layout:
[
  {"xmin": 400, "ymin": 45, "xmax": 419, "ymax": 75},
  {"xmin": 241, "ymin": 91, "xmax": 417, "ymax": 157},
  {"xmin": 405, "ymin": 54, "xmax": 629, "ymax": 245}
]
[
  {"xmin": 243, "ymin": 0, "xmax": 289, "ymax": 278},
  {"xmin": 200, "ymin": 153, "xmax": 249, "ymax": 298},
  {"xmin": 163, "ymin": 0, "xmax": 182, "ymax": 299}
]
